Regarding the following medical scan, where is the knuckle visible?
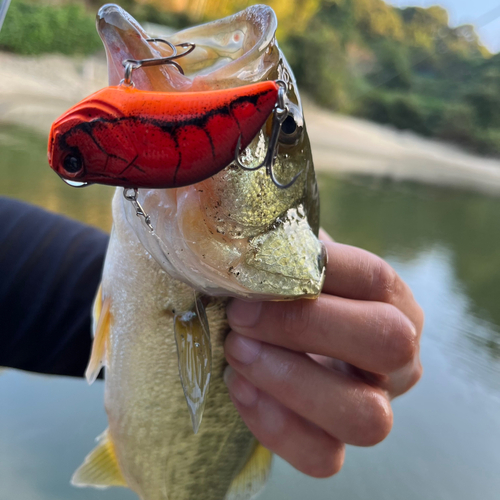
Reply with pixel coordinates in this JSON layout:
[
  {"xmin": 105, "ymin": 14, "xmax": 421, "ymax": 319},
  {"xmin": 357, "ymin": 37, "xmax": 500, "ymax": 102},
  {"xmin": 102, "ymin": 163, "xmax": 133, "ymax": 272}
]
[
  {"xmin": 371, "ymin": 259, "xmax": 400, "ymax": 304},
  {"xmin": 354, "ymin": 391, "xmax": 393, "ymax": 446}
]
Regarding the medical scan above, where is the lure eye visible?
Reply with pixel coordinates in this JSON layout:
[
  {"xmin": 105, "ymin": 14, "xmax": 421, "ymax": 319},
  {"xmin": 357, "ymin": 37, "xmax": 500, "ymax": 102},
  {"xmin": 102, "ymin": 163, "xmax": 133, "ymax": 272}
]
[
  {"xmin": 279, "ymin": 103, "xmax": 303, "ymax": 146},
  {"xmin": 282, "ymin": 115, "xmax": 297, "ymax": 135},
  {"xmin": 63, "ymin": 153, "xmax": 84, "ymax": 176}
]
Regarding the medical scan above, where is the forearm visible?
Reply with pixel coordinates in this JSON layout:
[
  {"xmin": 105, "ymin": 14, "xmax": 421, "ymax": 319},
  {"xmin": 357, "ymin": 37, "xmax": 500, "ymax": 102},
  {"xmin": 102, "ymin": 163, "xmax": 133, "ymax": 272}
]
[{"xmin": 0, "ymin": 197, "xmax": 108, "ymax": 377}]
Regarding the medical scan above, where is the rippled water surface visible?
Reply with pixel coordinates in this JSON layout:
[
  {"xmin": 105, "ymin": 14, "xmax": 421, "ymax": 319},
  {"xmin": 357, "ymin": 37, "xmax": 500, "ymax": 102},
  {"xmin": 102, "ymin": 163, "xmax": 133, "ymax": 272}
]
[{"xmin": 1, "ymin": 124, "xmax": 499, "ymax": 499}]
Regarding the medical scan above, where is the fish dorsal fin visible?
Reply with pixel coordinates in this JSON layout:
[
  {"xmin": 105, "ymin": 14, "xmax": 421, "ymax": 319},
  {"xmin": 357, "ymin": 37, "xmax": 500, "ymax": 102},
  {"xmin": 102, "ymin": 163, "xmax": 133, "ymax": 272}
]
[
  {"xmin": 71, "ymin": 429, "xmax": 126, "ymax": 488},
  {"xmin": 86, "ymin": 286, "xmax": 112, "ymax": 384},
  {"xmin": 226, "ymin": 441, "xmax": 273, "ymax": 500},
  {"xmin": 174, "ymin": 294, "xmax": 212, "ymax": 434}
]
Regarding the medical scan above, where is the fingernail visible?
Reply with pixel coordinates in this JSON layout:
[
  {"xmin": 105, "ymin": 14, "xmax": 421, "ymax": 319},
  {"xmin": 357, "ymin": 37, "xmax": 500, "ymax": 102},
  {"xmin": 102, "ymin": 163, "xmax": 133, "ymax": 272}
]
[
  {"xmin": 226, "ymin": 332, "xmax": 262, "ymax": 365},
  {"xmin": 224, "ymin": 366, "xmax": 258, "ymax": 407},
  {"xmin": 227, "ymin": 299, "xmax": 262, "ymax": 328}
]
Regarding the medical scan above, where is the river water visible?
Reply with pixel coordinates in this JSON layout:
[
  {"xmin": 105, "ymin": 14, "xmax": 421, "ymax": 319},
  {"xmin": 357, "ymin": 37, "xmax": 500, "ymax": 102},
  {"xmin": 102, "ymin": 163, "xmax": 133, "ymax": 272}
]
[{"xmin": 1, "ymin": 124, "xmax": 499, "ymax": 499}]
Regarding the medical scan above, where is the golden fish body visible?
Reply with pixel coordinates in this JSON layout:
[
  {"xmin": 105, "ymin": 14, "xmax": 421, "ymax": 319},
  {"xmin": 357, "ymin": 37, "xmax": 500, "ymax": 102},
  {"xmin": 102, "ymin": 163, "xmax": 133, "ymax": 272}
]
[
  {"xmin": 98, "ymin": 197, "xmax": 254, "ymax": 500},
  {"xmin": 72, "ymin": 4, "xmax": 325, "ymax": 500}
]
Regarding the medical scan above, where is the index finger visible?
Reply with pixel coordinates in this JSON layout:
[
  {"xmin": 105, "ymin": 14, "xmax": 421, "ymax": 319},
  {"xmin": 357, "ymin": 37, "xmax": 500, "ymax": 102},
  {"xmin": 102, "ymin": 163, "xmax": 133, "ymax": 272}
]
[{"xmin": 320, "ymin": 239, "xmax": 423, "ymax": 333}]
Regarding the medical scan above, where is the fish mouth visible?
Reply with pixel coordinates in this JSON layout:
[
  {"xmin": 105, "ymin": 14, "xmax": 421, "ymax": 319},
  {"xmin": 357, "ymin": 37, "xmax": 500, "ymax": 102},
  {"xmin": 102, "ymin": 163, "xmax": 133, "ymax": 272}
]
[
  {"xmin": 97, "ymin": 3, "xmax": 278, "ymax": 92},
  {"xmin": 102, "ymin": 4, "xmax": 324, "ymax": 299}
]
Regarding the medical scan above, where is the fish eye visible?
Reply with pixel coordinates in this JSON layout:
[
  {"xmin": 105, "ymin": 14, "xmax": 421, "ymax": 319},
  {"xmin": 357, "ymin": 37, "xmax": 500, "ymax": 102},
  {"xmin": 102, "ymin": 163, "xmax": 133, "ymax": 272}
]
[
  {"xmin": 63, "ymin": 153, "xmax": 84, "ymax": 175},
  {"xmin": 279, "ymin": 104, "xmax": 303, "ymax": 146}
]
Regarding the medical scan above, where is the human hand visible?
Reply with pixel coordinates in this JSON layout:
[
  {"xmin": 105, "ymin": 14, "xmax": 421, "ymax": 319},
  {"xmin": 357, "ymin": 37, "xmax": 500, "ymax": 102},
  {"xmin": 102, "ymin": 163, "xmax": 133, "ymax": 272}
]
[{"xmin": 224, "ymin": 229, "xmax": 424, "ymax": 477}]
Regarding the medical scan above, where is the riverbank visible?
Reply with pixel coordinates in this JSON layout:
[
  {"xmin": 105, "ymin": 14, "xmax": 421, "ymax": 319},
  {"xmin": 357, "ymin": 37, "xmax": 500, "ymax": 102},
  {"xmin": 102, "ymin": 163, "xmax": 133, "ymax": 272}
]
[{"xmin": 2, "ymin": 51, "xmax": 500, "ymax": 195}]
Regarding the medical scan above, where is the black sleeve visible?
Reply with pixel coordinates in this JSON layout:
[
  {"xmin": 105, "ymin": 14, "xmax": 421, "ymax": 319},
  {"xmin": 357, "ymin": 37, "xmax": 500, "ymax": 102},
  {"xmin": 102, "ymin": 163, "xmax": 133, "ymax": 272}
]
[{"xmin": 0, "ymin": 197, "xmax": 109, "ymax": 377}]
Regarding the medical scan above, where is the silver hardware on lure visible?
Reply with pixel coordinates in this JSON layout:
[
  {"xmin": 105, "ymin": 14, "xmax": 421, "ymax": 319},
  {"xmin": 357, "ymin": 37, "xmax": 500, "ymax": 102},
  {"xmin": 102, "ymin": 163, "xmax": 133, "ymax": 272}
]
[
  {"xmin": 121, "ymin": 40, "xmax": 196, "ymax": 86},
  {"xmin": 234, "ymin": 79, "xmax": 302, "ymax": 189},
  {"xmin": 123, "ymin": 188, "xmax": 154, "ymax": 232},
  {"xmin": 59, "ymin": 178, "xmax": 88, "ymax": 188}
]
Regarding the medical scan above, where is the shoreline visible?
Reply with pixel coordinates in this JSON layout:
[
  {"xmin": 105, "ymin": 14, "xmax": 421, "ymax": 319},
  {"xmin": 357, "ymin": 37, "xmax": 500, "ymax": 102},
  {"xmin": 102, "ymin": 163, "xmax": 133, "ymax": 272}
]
[
  {"xmin": 306, "ymin": 98, "xmax": 500, "ymax": 195},
  {"xmin": 2, "ymin": 51, "xmax": 500, "ymax": 195}
]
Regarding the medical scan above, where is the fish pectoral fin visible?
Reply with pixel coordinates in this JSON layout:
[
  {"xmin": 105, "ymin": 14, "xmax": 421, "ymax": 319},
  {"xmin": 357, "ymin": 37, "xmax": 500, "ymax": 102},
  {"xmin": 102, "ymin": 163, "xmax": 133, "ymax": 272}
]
[
  {"xmin": 92, "ymin": 284, "xmax": 103, "ymax": 333},
  {"xmin": 174, "ymin": 295, "xmax": 212, "ymax": 434},
  {"xmin": 71, "ymin": 429, "xmax": 126, "ymax": 489},
  {"xmin": 226, "ymin": 441, "xmax": 273, "ymax": 500},
  {"xmin": 86, "ymin": 286, "xmax": 112, "ymax": 385}
]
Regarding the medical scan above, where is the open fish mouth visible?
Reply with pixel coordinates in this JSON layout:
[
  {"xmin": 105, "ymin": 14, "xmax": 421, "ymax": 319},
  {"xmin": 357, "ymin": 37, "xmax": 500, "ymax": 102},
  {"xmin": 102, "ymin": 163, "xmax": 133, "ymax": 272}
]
[{"xmin": 99, "ymin": 4, "xmax": 325, "ymax": 300}]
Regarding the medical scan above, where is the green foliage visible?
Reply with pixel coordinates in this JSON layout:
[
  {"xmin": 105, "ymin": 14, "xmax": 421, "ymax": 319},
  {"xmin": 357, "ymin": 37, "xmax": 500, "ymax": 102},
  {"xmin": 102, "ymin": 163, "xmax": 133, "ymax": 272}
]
[
  {"xmin": 369, "ymin": 40, "xmax": 412, "ymax": 90},
  {"xmin": 357, "ymin": 91, "xmax": 444, "ymax": 136},
  {"xmin": 282, "ymin": 0, "xmax": 499, "ymax": 156},
  {"xmin": 3, "ymin": 0, "xmax": 500, "ymax": 157},
  {"xmin": 0, "ymin": 0, "xmax": 102, "ymax": 55},
  {"xmin": 86, "ymin": 0, "xmax": 192, "ymax": 29},
  {"xmin": 466, "ymin": 90, "xmax": 500, "ymax": 129},
  {"xmin": 362, "ymin": 93, "xmax": 417, "ymax": 130},
  {"xmin": 284, "ymin": 23, "xmax": 353, "ymax": 111},
  {"xmin": 129, "ymin": 4, "xmax": 191, "ymax": 30}
]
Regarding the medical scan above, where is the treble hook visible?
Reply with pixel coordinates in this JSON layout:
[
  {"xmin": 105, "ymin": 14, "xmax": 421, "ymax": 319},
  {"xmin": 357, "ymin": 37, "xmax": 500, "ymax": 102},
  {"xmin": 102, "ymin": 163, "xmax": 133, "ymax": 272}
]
[
  {"xmin": 234, "ymin": 80, "xmax": 302, "ymax": 189},
  {"xmin": 121, "ymin": 40, "xmax": 196, "ymax": 86}
]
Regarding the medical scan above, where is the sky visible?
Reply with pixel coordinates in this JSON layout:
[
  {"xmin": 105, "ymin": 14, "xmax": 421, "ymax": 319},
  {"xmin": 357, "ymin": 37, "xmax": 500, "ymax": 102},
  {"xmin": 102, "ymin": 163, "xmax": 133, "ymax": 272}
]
[{"xmin": 387, "ymin": 0, "xmax": 500, "ymax": 52}]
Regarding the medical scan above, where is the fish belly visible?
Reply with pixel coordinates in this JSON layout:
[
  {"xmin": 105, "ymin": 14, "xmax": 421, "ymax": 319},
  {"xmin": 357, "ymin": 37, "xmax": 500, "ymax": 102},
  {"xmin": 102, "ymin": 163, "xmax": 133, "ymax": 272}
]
[{"xmin": 101, "ymin": 194, "xmax": 255, "ymax": 500}]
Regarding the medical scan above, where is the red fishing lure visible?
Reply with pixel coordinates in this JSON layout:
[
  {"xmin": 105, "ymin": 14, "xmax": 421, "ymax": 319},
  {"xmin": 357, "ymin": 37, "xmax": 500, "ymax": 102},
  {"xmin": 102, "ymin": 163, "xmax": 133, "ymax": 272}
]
[{"xmin": 48, "ymin": 81, "xmax": 279, "ymax": 189}]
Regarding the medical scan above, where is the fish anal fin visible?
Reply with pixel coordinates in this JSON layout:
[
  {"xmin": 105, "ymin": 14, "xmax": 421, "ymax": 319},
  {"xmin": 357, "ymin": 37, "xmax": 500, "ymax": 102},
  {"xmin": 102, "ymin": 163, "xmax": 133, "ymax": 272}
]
[
  {"xmin": 86, "ymin": 290, "xmax": 112, "ymax": 385},
  {"xmin": 71, "ymin": 429, "xmax": 127, "ymax": 489},
  {"xmin": 226, "ymin": 441, "xmax": 273, "ymax": 500}
]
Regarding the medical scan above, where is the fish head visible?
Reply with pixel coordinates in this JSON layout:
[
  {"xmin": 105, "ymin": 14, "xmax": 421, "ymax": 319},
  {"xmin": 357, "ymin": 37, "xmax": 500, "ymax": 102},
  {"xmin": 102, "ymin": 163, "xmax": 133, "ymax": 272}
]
[{"xmin": 100, "ymin": 4, "xmax": 325, "ymax": 300}]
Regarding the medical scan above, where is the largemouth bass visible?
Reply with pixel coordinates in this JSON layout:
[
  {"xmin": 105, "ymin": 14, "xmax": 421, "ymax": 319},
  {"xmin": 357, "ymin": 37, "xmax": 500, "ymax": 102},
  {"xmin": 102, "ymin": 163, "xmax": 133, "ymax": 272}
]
[{"xmin": 71, "ymin": 4, "xmax": 325, "ymax": 500}]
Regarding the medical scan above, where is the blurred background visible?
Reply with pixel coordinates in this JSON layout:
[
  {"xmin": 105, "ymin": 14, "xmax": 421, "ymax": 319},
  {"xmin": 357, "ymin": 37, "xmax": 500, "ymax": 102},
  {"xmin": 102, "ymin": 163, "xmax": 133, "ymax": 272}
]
[{"xmin": 1, "ymin": 1, "xmax": 500, "ymax": 499}]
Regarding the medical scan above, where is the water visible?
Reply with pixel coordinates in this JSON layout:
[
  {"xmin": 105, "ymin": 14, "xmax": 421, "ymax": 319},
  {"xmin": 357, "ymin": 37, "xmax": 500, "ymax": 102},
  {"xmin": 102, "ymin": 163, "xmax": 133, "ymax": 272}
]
[
  {"xmin": 0, "ymin": 124, "xmax": 114, "ymax": 232},
  {"xmin": 1, "ymin": 124, "xmax": 499, "ymax": 499}
]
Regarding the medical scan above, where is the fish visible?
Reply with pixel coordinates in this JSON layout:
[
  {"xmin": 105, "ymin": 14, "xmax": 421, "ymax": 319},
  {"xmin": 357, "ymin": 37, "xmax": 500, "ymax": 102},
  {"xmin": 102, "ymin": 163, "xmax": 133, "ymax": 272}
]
[
  {"xmin": 47, "ymin": 81, "xmax": 280, "ymax": 189},
  {"xmin": 69, "ymin": 4, "xmax": 325, "ymax": 500}
]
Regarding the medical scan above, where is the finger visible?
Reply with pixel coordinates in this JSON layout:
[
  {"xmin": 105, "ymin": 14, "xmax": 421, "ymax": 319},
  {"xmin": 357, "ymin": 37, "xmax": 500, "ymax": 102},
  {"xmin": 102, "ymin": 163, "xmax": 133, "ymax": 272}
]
[
  {"xmin": 224, "ymin": 366, "xmax": 345, "ymax": 478},
  {"xmin": 321, "ymin": 241, "xmax": 424, "ymax": 333},
  {"xmin": 227, "ymin": 295, "xmax": 417, "ymax": 375},
  {"xmin": 225, "ymin": 332, "xmax": 393, "ymax": 447},
  {"xmin": 319, "ymin": 228, "xmax": 334, "ymax": 242},
  {"xmin": 379, "ymin": 355, "xmax": 423, "ymax": 398},
  {"xmin": 308, "ymin": 353, "xmax": 422, "ymax": 400}
]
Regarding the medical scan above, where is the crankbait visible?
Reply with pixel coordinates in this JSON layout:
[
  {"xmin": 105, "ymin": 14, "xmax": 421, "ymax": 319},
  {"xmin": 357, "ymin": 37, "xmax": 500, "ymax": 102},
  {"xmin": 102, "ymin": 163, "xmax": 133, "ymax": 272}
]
[
  {"xmin": 48, "ymin": 38, "xmax": 299, "ymax": 191},
  {"xmin": 48, "ymin": 81, "xmax": 282, "ymax": 189}
]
